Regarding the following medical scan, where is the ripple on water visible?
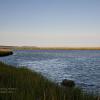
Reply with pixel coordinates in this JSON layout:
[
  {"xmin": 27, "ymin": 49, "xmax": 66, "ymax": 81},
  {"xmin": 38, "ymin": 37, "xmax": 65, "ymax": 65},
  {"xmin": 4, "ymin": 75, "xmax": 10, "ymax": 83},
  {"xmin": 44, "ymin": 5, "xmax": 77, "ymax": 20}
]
[{"xmin": 0, "ymin": 50, "xmax": 100, "ymax": 93}]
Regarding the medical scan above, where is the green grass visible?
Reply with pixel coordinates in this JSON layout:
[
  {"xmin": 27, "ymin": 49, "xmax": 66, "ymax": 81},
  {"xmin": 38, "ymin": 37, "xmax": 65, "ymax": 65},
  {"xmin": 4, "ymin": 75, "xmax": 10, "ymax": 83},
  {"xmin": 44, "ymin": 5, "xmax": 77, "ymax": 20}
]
[{"xmin": 0, "ymin": 62, "xmax": 99, "ymax": 100}]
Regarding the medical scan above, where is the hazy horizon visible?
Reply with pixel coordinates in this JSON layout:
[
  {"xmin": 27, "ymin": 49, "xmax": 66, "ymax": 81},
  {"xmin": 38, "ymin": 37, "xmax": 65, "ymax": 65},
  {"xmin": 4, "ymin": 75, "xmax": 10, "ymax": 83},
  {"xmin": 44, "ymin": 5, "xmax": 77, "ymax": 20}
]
[{"xmin": 0, "ymin": 0, "xmax": 100, "ymax": 47}]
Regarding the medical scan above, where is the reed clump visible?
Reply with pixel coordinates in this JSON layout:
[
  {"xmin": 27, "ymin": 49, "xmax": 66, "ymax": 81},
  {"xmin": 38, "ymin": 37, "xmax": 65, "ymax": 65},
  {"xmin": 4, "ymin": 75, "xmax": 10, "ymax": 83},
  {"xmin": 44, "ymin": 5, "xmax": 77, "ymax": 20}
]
[{"xmin": 0, "ymin": 49, "xmax": 13, "ymax": 57}]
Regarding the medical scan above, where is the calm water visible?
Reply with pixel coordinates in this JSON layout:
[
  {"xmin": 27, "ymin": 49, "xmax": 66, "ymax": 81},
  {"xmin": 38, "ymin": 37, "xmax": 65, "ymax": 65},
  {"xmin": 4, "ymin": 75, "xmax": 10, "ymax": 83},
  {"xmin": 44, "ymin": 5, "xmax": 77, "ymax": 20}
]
[{"xmin": 0, "ymin": 50, "xmax": 100, "ymax": 93}]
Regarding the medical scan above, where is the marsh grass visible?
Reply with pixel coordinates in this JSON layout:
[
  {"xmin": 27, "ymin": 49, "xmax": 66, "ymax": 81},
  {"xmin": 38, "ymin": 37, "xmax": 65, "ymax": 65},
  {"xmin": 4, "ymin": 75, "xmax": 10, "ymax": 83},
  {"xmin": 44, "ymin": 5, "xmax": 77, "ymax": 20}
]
[
  {"xmin": 0, "ymin": 62, "xmax": 99, "ymax": 100},
  {"xmin": 0, "ymin": 51, "xmax": 13, "ymax": 57}
]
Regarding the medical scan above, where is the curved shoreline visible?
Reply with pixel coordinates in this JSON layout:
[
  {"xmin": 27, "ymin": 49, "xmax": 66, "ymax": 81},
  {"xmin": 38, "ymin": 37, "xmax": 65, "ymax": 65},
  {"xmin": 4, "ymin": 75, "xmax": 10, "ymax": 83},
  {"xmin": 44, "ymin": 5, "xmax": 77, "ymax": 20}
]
[{"xmin": 0, "ymin": 61, "xmax": 99, "ymax": 100}]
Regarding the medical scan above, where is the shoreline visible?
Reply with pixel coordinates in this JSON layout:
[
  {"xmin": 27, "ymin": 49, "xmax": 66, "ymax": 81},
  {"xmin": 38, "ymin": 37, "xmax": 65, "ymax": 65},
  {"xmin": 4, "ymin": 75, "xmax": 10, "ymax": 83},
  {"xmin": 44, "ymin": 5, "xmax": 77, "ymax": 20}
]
[
  {"xmin": 14, "ymin": 47, "xmax": 100, "ymax": 50},
  {"xmin": 0, "ymin": 50, "xmax": 100, "ymax": 99},
  {"xmin": 0, "ymin": 61, "xmax": 99, "ymax": 100},
  {"xmin": 1, "ymin": 46, "xmax": 100, "ymax": 50}
]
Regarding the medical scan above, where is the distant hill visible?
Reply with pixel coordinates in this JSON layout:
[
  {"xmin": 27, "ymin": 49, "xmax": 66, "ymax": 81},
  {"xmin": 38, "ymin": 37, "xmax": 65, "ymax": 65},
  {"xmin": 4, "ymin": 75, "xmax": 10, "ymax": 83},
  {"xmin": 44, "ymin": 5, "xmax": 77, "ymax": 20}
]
[
  {"xmin": 14, "ymin": 46, "xmax": 100, "ymax": 50},
  {"xmin": 0, "ymin": 45, "xmax": 100, "ymax": 50},
  {"xmin": 0, "ymin": 45, "xmax": 14, "ymax": 49}
]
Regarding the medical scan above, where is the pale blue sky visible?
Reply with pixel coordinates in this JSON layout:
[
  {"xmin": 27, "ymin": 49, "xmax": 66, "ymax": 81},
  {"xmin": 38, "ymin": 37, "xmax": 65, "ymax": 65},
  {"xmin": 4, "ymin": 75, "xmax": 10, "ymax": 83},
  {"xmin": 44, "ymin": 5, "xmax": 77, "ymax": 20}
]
[{"xmin": 0, "ymin": 0, "xmax": 100, "ymax": 47}]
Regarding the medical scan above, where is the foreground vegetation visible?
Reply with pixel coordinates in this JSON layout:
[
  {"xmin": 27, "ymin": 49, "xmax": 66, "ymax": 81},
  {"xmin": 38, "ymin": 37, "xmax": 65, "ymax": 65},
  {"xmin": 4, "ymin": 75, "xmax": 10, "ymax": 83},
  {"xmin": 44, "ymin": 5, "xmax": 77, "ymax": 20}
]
[{"xmin": 0, "ymin": 62, "xmax": 99, "ymax": 100}]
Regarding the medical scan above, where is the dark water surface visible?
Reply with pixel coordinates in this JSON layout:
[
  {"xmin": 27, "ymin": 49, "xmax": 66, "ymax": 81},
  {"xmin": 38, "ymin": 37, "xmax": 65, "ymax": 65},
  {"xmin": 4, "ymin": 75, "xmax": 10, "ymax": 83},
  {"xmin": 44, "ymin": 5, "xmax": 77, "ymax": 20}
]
[{"xmin": 0, "ymin": 50, "xmax": 100, "ymax": 93}]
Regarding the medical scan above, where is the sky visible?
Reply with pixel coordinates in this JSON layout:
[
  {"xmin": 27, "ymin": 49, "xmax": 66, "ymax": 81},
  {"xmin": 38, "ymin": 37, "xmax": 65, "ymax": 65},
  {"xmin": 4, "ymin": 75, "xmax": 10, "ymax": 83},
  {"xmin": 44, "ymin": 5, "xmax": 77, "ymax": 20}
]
[{"xmin": 0, "ymin": 0, "xmax": 100, "ymax": 47}]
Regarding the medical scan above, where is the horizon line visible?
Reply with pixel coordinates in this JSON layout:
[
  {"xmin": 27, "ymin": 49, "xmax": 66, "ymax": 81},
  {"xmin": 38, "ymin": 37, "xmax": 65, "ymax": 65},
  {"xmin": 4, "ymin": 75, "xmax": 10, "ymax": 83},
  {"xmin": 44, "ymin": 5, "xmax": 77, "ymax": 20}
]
[{"xmin": 0, "ymin": 45, "xmax": 100, "ymax": 48}]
